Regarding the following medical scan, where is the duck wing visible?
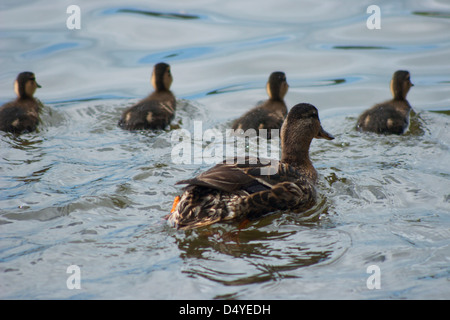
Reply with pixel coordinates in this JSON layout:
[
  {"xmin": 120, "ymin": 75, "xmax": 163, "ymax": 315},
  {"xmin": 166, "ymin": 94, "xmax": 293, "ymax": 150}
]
[{"xmin": 176, "ymin": 157, "xmax": 302, "ymax": 194}]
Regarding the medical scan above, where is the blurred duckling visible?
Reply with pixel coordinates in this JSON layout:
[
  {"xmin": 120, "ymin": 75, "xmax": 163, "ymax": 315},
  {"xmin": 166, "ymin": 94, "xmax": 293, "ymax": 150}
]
[
  {"xmin": 0, "ymin": 72, "xmax": 42, "ymax": 134},
  {"xmin": 166, "ymin": 103, "xmax": 334, "ymax": 230},
  {"xmin": 232, "ymin": 71, "xmax": 289, "ymax": 138},
  {"xmin": 119, "ymin": 62, "xmax": 176, "ymax": 130},
  {"xmin": 356, "ymin": 70, "xmax": 414, "ymax": 135}
]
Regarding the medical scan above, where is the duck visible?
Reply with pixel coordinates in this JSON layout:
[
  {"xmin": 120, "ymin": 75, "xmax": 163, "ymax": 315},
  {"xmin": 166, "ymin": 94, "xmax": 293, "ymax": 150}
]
[
  {"xmin": 0, "ymin": 72, "xmax": 42, "ymax": 134},
  {"xmin": 231, "ymin": 71, "xmax": 289, "ymax": 138},
  {"xmin": 166, "ymin": 103, "xmax": 334, "ymax": 230},
  {"xmin": 356, "ymin": 70, "xmax": 414, "ymax": 135},
  {"xmin": 118, "ymin": 62, "xmax": 176, "ymax": 130}
]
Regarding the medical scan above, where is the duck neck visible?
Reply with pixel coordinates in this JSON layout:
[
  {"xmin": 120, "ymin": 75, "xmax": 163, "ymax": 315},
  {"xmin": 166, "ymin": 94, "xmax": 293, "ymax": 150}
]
[
  {"xmin": 149, "ymin": 88, "xmax": 173, "ymax": 98},
  {"xmin": 268, "ymin": 95, "xmax": 283, "ymax": 102},
  {"xmin": 392, "ymin": 95, "xmax": 407, "ymax": 102},
  {"xmin": 280, "ymin": 138, "xmax": 317, "ymax": 182},
  {"xmin": 17, "ymin": 94, "xmax": 34, "ymax": 101}
]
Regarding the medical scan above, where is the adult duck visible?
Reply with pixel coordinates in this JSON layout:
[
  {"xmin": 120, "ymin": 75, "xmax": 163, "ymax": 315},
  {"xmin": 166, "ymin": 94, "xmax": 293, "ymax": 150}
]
[{"xmin": 167, "ymin": 103, "xmax": 334, "ymax": 230}]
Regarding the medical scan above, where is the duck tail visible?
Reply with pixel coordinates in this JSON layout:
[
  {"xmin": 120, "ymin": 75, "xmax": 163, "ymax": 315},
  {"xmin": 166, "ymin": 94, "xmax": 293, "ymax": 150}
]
[{"xmin": 166, "ymin": 187, "xmax": 234, "ymax": 230}]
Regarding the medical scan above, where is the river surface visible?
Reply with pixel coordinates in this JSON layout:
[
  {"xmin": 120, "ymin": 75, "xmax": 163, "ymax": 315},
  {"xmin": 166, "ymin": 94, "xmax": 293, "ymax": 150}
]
[{"xmin": 0, "ymin": 0, "xmax": 449, "ymax": 299}]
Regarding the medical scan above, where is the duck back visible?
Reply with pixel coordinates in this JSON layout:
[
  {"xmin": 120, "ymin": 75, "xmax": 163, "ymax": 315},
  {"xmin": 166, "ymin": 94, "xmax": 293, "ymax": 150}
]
[
  {"xmin": 0, "ymin": 99, "xmax": 41, "ymax": 133},
  {"xmin": 357, "ymin": 70, "xmax": 414, "ymax": 135},
  {"xmin": 357, "ymin": 100, "xmax": 411, "ymax": 135},
  {"xmin": 232, "ymin": 100, "xmax": 287, "ymax": 138},
  {"xmin": 118, "ymin": 91, "xmax": 176, "ymax": 130}
]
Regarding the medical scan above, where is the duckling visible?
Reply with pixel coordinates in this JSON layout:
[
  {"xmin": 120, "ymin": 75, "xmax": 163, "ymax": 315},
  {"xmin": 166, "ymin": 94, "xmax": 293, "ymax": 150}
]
[
  {"xmin": 166, "ymin": 103, "xmax": 334, "ymax": 230},
  {"xmin": 231, "ymin": 71, "xmax": 289, "ymax": 138},
  {"xmin": 118, "ymin": 62, "xmax": 176, "ymax": 130},
  {"xmin": 356, "ymin": 70, "xmax": 414, "ymax": 135},
  {"xmin": 0, "ymin": 72, "xmax": 42, "ymax": 134}
]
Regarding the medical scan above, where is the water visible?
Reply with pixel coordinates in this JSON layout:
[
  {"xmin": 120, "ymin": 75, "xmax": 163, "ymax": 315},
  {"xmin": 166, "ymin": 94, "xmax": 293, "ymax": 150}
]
[{"xmin": 1, "ymin": 0, "xmax": 449, "ymax": 300}]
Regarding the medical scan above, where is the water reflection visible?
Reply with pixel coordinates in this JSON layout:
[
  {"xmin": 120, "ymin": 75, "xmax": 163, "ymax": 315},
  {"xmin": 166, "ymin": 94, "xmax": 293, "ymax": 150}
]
[
  {"xmin": 102, "ymin": 7, "xmax": 203, "ymax": 20},
  {"xmin": 21, "ymin": 42, "xmax": 82, "ymax": 60},
  {"xmin": 333, "ymin": 45, "xmax": 389, "ymax": 50},
  {"xmin": 412, "ymin": 11, "xmax": 450, "ymax": 19},
  {"xmin": 317, "ymin": 43, "xmax": 441, "ymax": 52},
  {"xmin": 175, "ymin": 223, "xmax": 347, "ymax": 288},
  {"xmin": 139, "ymin": 46, "xmax": 214, "ymax": 64},
  {"xmin": 171, "ymin": 193, "xmax": 344, "ymax": 290},
  {"xmin": 137, "ymin": 35, "xmax": 293, "ymax": 65},
  {"xmin": 1, "ymin": 133, "xmax": 43, "ymax": 150}
]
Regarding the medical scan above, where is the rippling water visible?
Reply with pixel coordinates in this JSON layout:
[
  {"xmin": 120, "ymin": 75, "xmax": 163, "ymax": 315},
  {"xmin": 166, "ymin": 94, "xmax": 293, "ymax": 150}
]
[{"xmin": 1, "ymin": 0, "xmax": 449, "ymax": 300}]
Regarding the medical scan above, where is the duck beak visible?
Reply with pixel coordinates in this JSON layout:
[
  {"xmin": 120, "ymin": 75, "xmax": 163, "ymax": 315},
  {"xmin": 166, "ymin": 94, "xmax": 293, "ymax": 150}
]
[
  {"xmin": 317, "ymin": 126, "xmax": 334, "ymax": 140},
  {"xmin": 36, "ymin": 82, "xmax": 42, "ymax": 88}
]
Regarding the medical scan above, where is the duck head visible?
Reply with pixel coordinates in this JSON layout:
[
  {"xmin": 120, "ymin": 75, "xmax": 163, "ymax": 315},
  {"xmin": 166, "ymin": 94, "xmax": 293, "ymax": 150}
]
[
  {"xmin": 266, "ymin": 71, "xmax": 289, "ymax": 101},
  {"xmin": 151, "ymin": 62, "xmax": 173, "ymax": 91},
  {"xmin": 280, "ymin": 103, "xmax": 334, "ymax": 168},
  {"xmin": 14, "ymin": 72, "xmax": 41, "ymax": 99},
  {"xmin": 390, "ymin": 70, "xmax": 414, "ymax": 100}
]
